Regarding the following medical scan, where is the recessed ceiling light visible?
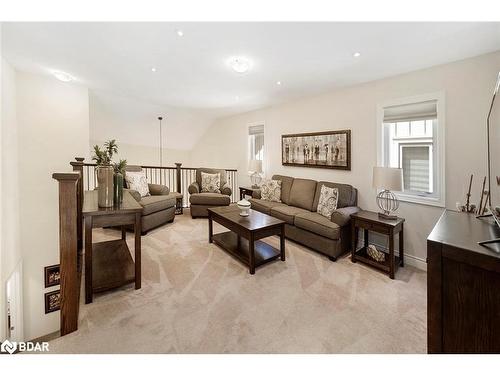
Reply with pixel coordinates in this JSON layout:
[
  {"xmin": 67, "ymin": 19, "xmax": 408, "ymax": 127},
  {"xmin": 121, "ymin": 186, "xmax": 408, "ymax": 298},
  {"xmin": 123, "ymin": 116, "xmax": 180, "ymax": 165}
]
[
  {"xmin": 228, "ymin": 56, "xmax": 252, "ymax": 74},
  {"xmin": 353, "ymin": 52, "xmax": 361, "ymax": 58},
  {"xmin": 151, "ymin": 67, "xmax": 157, "ymax": 72},
  {"xmin": 52, "ymin": 70, "xmax": 75, "ymax": 82},
  {"xmin": 176, "ymin": 30, "xmax": 184, "ymax": 37},
  {"xmin": 276, "ymin": 81, "xmax": 282, "ymax": 85}
]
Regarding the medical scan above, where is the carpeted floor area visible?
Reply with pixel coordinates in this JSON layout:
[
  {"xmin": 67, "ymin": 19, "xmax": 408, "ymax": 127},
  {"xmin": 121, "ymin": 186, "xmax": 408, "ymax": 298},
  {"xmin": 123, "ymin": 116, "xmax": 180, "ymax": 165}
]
[{"xmin": 47, "ymin": 210, "xmax": 427, "ymax": 353}]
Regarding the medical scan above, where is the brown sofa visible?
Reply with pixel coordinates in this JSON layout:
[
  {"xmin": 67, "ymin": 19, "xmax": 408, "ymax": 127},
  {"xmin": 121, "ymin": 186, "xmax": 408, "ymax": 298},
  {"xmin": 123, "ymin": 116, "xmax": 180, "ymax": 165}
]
[
  {"xmin": 188, "ymin": 168, "xmax": 231, "ymax": 218},
  {"xmin": 124, "ymin": 165, "xmax": 177, "ymax": 234},
  {"xmin": 249, "ymin": 175, "xmax": 359, "ymax": 260}
]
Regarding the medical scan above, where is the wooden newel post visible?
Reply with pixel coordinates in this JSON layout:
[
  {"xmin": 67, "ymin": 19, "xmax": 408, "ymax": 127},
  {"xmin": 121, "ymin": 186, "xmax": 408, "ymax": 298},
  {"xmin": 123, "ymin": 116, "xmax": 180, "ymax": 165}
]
[
  {"xmin": 70, "ymin": 157, "xmax": 84, "ymax": 253},
  {"xmin": 175, "ymin": 163, "xmax": 182, "ymax": 193},
  {"xmin": 52, "ymin": 172, "xmax": 80, "ymax": 336}
]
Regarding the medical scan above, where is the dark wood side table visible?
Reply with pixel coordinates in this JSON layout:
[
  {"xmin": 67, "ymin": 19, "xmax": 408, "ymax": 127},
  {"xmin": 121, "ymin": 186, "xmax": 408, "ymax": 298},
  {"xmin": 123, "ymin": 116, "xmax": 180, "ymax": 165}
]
[
  {"xmin": 350, "ymin": 210, "xmax": 405, "ymax": 279},
  {"xmin": 82, "ymin": 190, "xmax": 143, "ymax": 303},
  {"xmin": 239, "ymin": 186, "xmax": 258, "ymax": 200}
]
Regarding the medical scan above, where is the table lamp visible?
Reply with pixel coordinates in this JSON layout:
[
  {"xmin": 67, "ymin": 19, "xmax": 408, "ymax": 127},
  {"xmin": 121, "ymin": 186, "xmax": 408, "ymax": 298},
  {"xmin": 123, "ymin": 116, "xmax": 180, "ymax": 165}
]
[
  {"xmin": 248, "ymin": 160, "xmax": 263, "ymax": 188},
  {"xmin": 372, "ymin": 166, "xmax": 403, "ymax": 220}
]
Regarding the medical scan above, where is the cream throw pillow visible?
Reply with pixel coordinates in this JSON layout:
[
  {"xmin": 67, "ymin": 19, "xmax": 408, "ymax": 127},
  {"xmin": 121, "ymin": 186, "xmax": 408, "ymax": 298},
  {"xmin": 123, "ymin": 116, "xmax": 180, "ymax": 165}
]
[
  {"xmin": 201, "ymin": 172, "xmax": 221, "ymax": 193},
  {"xmin": 125, "ymin": 171, "xmax": 150, "ymax": 197},
  {"xmin": 317, "ymin": 185, "xmax": 339, "ymax": 218},
  {"xmin": 260, "ymin": 179, "xmax": 282, "ymax": 202}
]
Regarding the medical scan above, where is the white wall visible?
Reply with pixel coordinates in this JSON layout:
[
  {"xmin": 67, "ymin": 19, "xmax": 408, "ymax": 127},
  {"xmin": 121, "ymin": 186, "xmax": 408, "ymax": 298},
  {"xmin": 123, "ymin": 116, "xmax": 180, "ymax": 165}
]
[
  {"xmin": 191, "ymin": 51, "xmax": 500, "ymax": 267},
  {"xmin": 89, "ymin": 90, "xmax": 215, "ymax": 167},
  {"xmin": 16, "ymin": 71, "xmax": 90, "ymax": 340},
  {"xmin": 1, "ymin": 57, "xmax": 22, "ymax": 341}
]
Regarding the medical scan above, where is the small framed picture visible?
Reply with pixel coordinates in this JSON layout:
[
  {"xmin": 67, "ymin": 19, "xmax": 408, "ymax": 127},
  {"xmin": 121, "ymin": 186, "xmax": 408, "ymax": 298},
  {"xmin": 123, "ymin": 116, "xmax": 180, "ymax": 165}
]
[
  {"xmin": 44, "ymin": 264, "xmax": 60, "ymax": 288},
  {"xmin": 44, "ymin": 290, "xmax": 60, "ymax": 314}
]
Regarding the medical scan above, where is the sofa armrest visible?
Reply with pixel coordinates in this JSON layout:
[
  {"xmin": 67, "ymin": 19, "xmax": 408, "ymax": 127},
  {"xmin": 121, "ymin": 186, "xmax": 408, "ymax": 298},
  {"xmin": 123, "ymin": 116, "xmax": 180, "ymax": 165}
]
[
  {"xmin": 252, "ymin": 189, "xmax": 262, "ymax": 199},
  {"xmin": 331, "ymin": 206, "xmax": 360, "ymax": 227},
  {"xmin": 188, "ymin": 182, "xmax": 200, "ymax": 194},
  {"xmin": 125, "ymin": 188, "xmax": 141, "ymax": 202},
  {"xmin": 221, "ymin": 184, "xmax": 232, "ymax": 196},
  {"xmin": 148, "ymin": 183, "xmax": 170, "ymax": 196}
]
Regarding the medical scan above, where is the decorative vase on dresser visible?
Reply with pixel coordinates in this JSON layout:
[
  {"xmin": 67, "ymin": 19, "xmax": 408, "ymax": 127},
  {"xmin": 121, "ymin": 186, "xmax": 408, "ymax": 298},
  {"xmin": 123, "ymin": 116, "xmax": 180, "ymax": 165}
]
[
  {"xmin": 113, "ymin": 172, "xmax": 124, "ymax": 205},
  {"xmin": 96, "ymin": 165, "xmax": 114, "ymax": 207}
]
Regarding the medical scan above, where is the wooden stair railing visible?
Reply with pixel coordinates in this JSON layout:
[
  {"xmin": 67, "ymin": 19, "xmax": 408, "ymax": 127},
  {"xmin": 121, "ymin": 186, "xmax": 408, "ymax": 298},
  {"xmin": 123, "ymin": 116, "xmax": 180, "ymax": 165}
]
[{"xmin": 52, "ymin": 172, "xmax": 81, "ymax": 336}]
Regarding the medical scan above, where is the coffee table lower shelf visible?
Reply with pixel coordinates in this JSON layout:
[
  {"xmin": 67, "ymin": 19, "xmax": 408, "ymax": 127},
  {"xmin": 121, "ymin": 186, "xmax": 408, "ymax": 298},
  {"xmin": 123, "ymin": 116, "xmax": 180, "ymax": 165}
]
[
  {"xmin": 92, "ymin": 239, "xmax": 135, "ymax": 293},
  {"xmin": 211, "ymin": 231, "xmax": 280, "ymax": 269},
  {"xmin": 352, "ymin": 246, "xmax": 400, "ymax": 274}
]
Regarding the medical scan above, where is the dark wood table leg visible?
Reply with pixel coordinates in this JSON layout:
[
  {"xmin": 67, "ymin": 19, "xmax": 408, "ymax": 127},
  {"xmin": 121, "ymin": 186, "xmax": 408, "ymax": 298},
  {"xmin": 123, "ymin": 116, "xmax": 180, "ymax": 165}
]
[
  {"xmin": 121, "ymin": 225, "xmax": 126, "ymax": 240},
  {"xmin": 249, "ymin": 233, "xmax": 255, "ymax": 275},
  {"xmin": 364, "ymin": 227, "xmax": 369, "ymax": 248},
  {"xmin": 351, "ymin": 221, "xmax": 357, "ymax": 262},
  {"xmin": 208, "ymin": 212, "xmax": 213, "ymax": 243},
  {"xmin": 239, "ymin": 188, "xmax": 244, "ymax": 200},
  {"xmin": 399, "ymin": 224, "xmax": 404, "ymax": 267},
  {"xmin": 134, "ymin": 212, "xmax": 141, "ymax": 290},
  {"xmin": 280, "ymin": 225, "xmax": 286, "ymax": 261},
  {"xmin": 84, "ymin": 216, "xmax": 93, "ymax": 304},
  {"xmin": 389, "ymin": 231, "xmax": 395, "ymax": 279}
]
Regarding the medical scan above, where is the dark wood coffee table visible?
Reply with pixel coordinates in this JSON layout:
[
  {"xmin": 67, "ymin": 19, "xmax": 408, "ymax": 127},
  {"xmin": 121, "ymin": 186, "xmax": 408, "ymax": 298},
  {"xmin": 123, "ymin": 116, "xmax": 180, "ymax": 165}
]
[{"xmin": 207, "ymin": 206, "xmax": 286, "ymax": 274}]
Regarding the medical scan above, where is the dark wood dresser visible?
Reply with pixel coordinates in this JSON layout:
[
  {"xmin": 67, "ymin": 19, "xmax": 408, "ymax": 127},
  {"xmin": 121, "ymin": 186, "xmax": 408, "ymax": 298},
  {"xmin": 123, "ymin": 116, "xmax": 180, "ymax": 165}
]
[{"xmin": 427, "ymin": 210, "xmax": 500, "ymax": 353}]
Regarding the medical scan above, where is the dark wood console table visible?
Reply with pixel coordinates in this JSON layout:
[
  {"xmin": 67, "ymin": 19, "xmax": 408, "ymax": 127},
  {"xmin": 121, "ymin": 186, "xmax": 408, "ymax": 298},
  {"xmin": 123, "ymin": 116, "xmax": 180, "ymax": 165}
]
[
  {"xmin": 427, "ymin": 210, "xmax": 500, "ymax": 353},
  {"xmin": 83, "ymin": 190, "xmax": 142, "ymax": 304}
]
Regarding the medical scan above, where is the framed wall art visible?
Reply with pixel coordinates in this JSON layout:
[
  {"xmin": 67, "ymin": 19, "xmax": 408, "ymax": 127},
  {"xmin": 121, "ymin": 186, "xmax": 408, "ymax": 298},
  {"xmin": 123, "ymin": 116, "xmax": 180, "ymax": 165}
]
[
  {"xmin": 281, "ymin": 129, "xmax": 351, "ymax": 170},
  {"xmin": 44, "ymin": 264, "xmax": 60, "ymax": 288},
  {"xmin": 44, "ymin": 290, "xmax": 61, "ymax": 314}
]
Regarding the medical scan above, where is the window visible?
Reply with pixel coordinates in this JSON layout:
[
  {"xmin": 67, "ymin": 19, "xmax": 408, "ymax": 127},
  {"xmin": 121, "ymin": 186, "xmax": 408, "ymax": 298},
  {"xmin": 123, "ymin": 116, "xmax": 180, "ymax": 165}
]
[
  {"xmin": 248, "ymin": 124, "xmax": 264, "ymax": 161},
  {"xmin": 378, "ymin": 93, "xmax": 445, "ymax": 207}
]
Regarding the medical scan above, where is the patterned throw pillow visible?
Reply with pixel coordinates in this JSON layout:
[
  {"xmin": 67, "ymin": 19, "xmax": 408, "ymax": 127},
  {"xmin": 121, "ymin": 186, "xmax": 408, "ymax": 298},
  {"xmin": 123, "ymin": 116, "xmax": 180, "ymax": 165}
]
[
  {"xmin": 125, "ymin": 171, "xmax": 150, "ymax": 197},
  {"xmin": 201, "ymin": 172, "xmax": 221, "ymax": 193},
  {"xmin": 317, "ymin": 185, "xmax": 339, "ymax": 218},
  {"xmin": 260, "ymin": 179, "xmax": 282, "ymax": 202}
]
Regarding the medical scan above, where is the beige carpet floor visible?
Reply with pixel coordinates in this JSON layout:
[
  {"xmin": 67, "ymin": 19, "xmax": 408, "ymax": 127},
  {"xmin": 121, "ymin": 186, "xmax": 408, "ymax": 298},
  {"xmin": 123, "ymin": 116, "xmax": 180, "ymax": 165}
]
[{"xmin": 47, "ymin": 210, "xmax": 427, "ymax": 353}]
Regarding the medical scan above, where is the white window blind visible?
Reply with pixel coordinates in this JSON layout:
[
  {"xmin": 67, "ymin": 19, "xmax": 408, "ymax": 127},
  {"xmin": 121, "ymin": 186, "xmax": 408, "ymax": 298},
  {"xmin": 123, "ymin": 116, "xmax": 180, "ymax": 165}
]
[
  {"xmin": 400, "ymin": 145, "xmax": 431, "ymax": 192},
  {"xmin": 383, "ymin": 100, "xmax": 437, "ymax": 122}
]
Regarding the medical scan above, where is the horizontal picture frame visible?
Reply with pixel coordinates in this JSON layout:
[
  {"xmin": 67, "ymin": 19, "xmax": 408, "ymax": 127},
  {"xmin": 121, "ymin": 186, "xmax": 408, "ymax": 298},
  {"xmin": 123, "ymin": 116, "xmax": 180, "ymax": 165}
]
[{"xmin": 281, "ymin": 129, "xmax": 351, "ymax": 170}]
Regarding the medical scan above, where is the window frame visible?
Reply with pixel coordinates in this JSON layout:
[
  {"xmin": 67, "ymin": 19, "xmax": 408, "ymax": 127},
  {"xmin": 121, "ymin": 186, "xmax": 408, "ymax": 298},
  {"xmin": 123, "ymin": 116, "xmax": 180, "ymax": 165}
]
[
  {"xmin": 377, "ymin": 92, "xmax": 446, "ymax": 208},
  {"xmin": 247, "ymin": 121, "xmax": 266, "ymax": 175}
]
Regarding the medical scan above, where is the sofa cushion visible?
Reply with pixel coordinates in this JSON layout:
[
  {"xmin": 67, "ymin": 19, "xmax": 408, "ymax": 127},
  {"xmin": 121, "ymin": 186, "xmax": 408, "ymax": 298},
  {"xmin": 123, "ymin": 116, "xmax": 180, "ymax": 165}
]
[
  {"xmin": 288, "ymin": 178, "xmax": 317, "ymax": 211},
  {"xmin": 294, "ymin": 212, "xmax": 340, "ymax": 240},
  {"xmin": 200, "ymin": 172, "xmax": 221, "ymax": 194},
  {"xmin": 271, "ymin": 175, "xmax": 294, "ymax": 204},
  {"xmin": 140, "ymin": 195, "xmax": 176, "ymax": 216},
  {"xmin": 316, "ymin": 185, "xmax": 339, "ymax": 218},
  {"xmin": 270, "ymin": 205, "xmax": 311, "ymax": 225},
  {"xmin": 313, "ymin": 181, "xmax": 357, "ymax": 210},
  {"xmin": 260, "ymin": 179, "xmax": 282, "ymax": 202},
  {"xmin": 248, "ymin": 198, "xmax": 285, "ymax": 215},
  {"xmin": 189, "ymin": 193, "xmax": 230, "ymax": 206}
]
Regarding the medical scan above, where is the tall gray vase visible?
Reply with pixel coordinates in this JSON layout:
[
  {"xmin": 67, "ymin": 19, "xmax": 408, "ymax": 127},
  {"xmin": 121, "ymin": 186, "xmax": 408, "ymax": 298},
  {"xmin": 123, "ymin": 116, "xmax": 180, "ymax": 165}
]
[{"xmin": 97, "ymin": 165, "xmax": 114, "ymax": 207}]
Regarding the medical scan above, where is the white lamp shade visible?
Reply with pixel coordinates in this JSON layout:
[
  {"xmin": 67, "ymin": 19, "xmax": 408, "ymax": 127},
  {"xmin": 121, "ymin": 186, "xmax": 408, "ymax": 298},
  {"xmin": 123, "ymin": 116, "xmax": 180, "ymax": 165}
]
[
  {"xmin": 372, "ymin": 166, "xmax": 403, "ymax": 191},
  {"xmin": 248, "ymin": 159, "xmax": 263, "ymax": 173}
]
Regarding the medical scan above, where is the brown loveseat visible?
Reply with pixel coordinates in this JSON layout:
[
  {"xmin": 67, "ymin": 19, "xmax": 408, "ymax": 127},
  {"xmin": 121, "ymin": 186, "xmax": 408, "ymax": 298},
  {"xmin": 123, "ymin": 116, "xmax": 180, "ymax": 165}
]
[
  {"xmin": 250, "ymin": 175, "xmax": 359, "ymax": 260},
  {"xmin": 124, "ymin": 165, "xmax": 177, "ymax": 234},
  {"xmin": 188, "ymin": 168, "xmax": 232, "ymax": 218}
]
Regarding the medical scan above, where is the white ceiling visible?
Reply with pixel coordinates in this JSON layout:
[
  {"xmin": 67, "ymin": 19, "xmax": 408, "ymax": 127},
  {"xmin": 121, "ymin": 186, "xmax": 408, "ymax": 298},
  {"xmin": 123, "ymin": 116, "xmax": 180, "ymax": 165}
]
[{"xmin": 3, "ymin": 22, "xmax": 500, "ymax": 119}]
